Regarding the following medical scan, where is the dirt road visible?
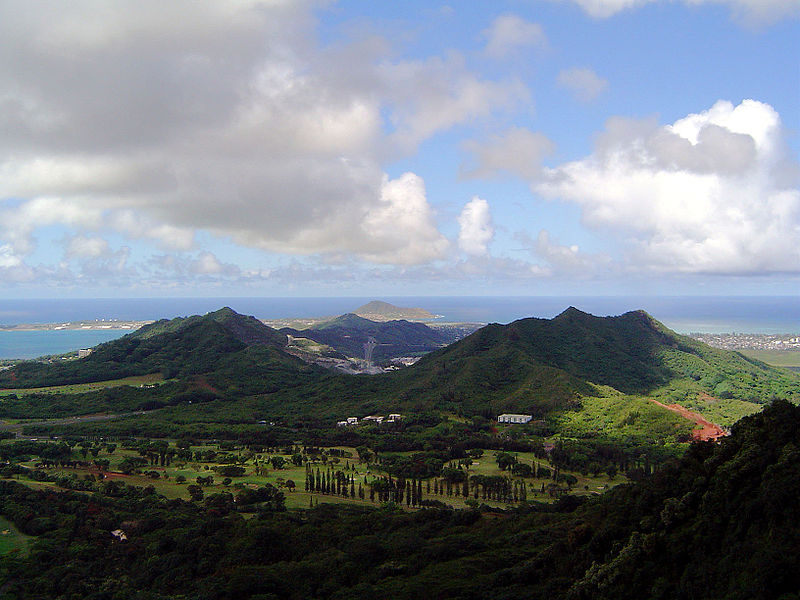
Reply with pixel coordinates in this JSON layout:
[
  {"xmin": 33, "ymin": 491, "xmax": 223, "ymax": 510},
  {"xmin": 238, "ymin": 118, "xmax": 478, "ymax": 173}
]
[{"xmin": 650, "ymin": 399, "xmax": 727, "ymax": 441}]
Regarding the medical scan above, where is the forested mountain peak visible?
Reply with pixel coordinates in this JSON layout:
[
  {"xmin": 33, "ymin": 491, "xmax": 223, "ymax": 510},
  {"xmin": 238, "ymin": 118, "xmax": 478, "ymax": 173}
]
[
  {"xmin": 133, "ymin": 307, "xmax": 287, "ymax": 348},
  {"xmin": 396, "ymin": 308, "xmax": 799, "ymax": 415}
]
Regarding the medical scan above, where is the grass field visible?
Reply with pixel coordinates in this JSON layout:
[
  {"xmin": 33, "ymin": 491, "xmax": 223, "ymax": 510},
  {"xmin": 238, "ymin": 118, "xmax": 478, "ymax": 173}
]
[
  {"xmin": 739, "ymin": 349, "xmax": 800, "ymax": 369},
  {"xmin": 0, "ymin": 373, "xmax": 165, "ymax": 396},
  {"xmin": 0, "ymin": 515, "xmax": 33, "ymax": 556},
  {"xmin": 680, "ymin": 394, "xmax": 761, "ymax": 428},
  {"xmin": 558, "ymin": 394, "xmax": 694, "ymax": 441},
  {"xmin": 6, "ymin": 440, "xmax": 621, "ymax": 512}
]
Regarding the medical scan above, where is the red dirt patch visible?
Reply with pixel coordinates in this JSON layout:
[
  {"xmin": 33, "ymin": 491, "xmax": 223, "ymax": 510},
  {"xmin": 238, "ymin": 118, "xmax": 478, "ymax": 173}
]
[
  {"xmin": 697, "ymin": 392, "xmax": 719, "ymax": 404},
  {"xmin": 188, "ymin": 375, "xmax": 220, "ymax": 394},
  {"xmin": 649, "ymin": 399, "xmax": 728, "ymax": 441}
]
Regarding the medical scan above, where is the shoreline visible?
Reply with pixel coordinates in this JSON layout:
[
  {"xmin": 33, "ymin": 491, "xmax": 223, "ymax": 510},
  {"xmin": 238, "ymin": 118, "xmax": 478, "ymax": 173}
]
[{"xmin": 0, "ymin": 320, "xmax": 153, "ymax": 332}]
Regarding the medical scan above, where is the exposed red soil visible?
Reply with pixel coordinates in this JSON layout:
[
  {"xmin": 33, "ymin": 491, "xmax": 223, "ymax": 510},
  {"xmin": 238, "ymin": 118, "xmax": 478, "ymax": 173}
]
[
  {"xmin": 649, "ymin": 399, "xmax": 728, "ymax": 441},
  {"xmin": 188, "ymin": 375, "xmax": 220, "ymax": 394}
]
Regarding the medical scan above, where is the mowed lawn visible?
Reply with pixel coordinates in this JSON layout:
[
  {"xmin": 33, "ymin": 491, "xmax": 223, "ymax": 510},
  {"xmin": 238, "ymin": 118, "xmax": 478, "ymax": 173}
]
[
  {"xmin": 7, "ymin": 442, "xmax": 621, "ymax": 512},
  {"xmin": 739, "ymin": 349, "xmax": 800, "ymax": 369},
  {"xmin": 0, "ymin": 373, "xmax": 165, "ymax": 396},
  {"xmin": 0, "ymin": 515, "xmax": 33, "ymax": 556}
]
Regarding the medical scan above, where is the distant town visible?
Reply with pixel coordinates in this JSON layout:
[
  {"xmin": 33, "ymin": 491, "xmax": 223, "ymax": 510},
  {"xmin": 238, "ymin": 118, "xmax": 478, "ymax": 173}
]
[
  {"xmin": 0, "ymin": 319, "xmax": 152, "ymax": 332},
  {"xmin": 689, "ymin": 333, "xmax": 800, "ymax": 351}
]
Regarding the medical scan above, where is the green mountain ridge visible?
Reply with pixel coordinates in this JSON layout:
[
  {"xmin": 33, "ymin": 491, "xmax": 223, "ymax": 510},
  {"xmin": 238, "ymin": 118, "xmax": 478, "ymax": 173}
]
[
  {"xmin": 1, "ymin": 307, "xmax": 797, "ymax": 437},
  {"xmin": 267, "ymin": 307, "xmax": 798, "ymax": 431},
  {"xmin": 281, "ymin": 313, "xmax": 451, "ymax": 360},
  {"xmin": 0, "ymin": 308, "xmax": 312, "ymax": 391}
]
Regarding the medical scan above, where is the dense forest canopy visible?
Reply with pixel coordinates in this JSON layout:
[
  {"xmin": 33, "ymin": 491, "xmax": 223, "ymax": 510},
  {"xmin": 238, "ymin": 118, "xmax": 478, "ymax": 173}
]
[{"xmin": 1, "ymin": 401, "xmax": 798, "ymax": 599}]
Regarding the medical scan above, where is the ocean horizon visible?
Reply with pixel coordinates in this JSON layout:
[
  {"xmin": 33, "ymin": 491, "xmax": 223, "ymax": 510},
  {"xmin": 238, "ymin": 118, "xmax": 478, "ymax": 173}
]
[{"xmin": 0, "ymin": 295, "xmax": 798, "ymax": 360}]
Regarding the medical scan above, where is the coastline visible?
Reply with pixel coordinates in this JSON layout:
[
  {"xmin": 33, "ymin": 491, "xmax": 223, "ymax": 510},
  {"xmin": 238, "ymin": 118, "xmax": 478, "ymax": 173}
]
[{"xmin": 0, "ymin": 320, "xmax": 152, "ymax": 332}]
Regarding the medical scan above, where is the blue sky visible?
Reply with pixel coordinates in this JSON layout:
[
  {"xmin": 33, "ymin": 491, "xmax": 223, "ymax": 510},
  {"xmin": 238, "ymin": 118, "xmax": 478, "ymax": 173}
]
[{"xmin": 0, "ymin": 0, "xmax": 797, "ymax": 298}]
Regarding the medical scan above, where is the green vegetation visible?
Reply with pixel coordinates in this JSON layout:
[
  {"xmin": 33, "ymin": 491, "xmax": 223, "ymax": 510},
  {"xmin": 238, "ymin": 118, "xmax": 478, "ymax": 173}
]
[
  {"xmin": 0, "ymin": 373, "xmax": 165, "ymax": 396},
  {"xmin": 0, "ymin": 435, "xmax": 621, "ymax": 512},
  {"xmin": 2, "ymin": 306, "xmax": 797, "ymax": 444},
  {"xmin": 282, "ymin": 312, "xmax": 451, "ymax": 361},
  {"xmin": 739, "ymin": 349, "xmax": 800, "ymax": 368},
  {"xmin": 0, "ymin": 515, "xmax": 33, "ymax": 556},
  {"xmin": 558, "ymin": 393, "xmax": 694, "ymax": 441},
  {"xmin": 1, "ymin": 401, "xmax": 798, "ymax": 599},
  {"xmin": 1, "ymin": 306, "xmax": 798, "ymax": 599}
]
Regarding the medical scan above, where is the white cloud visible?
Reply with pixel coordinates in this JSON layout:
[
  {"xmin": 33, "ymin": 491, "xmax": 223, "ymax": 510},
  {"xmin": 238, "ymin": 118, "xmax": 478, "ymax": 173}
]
[
  {"xmin": 534, "ymin": 99, "xmax": 800, "ymax": 274},
  {"xmin": 458, "ymin": 197, "xmax": 494, "ymax": 256},
  {"xmin": 381, "ymin": 54, "xmax": 529, "ymax": 151},
  {"xmin": 463, "ymin": 128, "xmax": 555, "ymax": 180},
  {"xmin": 557, "ymin": 67, "xmax": 609, "ymax": 102},
  {"xmin": 65, "ymin": 236, "xmax": 111, "ymax": 259},
  {"xmin": 360, "ymin": 173, "xmax": 450, "ymax": 264},
  {"xmin": 0, "ymin": 1, "xmax": 521, "ymax": 270},
  {"xmin": 535, "ymin": 230, "xmax": 593, "ymax": 270},
  {"xmin": 483, "ymin": 14, "xmax": 547, "ymax": 58},
  {"xmin": 0, "ymin": 244, "xmax": 23, "ymax": 269},
  {"xmin": 559, "ymin": 0, "xmax": 799, "ymax": 24}
]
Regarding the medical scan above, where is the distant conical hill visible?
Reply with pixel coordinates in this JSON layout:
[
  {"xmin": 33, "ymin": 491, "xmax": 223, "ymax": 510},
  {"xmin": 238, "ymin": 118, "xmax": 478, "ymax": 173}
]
[
  {"xmin": 353, "ymin": 300, "xmax": 435, "ymax": 321},
  {"xmin": 0, "ymin": 308, "xmax": 319, "ymax": 391}
]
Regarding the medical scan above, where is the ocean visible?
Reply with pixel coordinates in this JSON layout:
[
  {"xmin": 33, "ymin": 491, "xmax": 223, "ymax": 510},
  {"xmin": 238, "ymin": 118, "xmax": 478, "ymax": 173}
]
[{"xmin": 0, "ymin": 296, "xmax": 797, "ymax": 360}]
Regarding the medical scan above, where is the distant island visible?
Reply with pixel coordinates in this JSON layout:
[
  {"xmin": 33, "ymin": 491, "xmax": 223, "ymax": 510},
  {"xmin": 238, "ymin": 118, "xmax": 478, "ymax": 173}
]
[
  {"xmin": 261, "ymin": 300, "xmax": 446, "ymax": 330},
  {"xmin": 352, "ymin": 300, "xmax": 437, "ymax": 322}
]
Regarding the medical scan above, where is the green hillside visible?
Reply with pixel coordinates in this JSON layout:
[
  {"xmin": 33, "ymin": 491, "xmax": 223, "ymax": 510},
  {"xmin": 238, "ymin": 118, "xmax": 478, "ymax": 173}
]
[
  {"xmin": 2, "ymin": 307, "xmax": 796, "ymax": 438},
  {"xmin": 0, "ymin": 308, "xmax": 309, "ymax": 391},
  {"xmin": 282, "ymin": 313, "xmax": 450, "ymax": 360},
  {"xmin": 2, "ymin": 400, "xmax": 798, "ymax": 599},
  {"xmin": 283, "ymin": 308, "xmax": 798, "ymax": 424}
]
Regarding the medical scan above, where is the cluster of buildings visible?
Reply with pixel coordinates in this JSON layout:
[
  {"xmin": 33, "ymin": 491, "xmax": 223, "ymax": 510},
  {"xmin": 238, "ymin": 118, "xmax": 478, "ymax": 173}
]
[
  {"xmin": 337, "ymin": 413, "xmax": 402, "ymax": 427},
  {"xmin": 690, "ymin": 333, "xmax": 800, "ymax": 351},
  {"xmin": 497, "ymin": 413, "xmax": 533, "ymax": 424}
]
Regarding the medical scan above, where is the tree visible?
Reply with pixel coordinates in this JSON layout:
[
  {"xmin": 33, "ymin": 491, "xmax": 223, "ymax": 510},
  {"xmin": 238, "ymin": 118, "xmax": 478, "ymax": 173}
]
[
  {"xmin": 291, "ymin": 453, "xmax": 304, "ymax": 467},
  {"xmin": 270, "ymin": 456, "xmax": 286, "ymax": 470},
  {"xmin": 495, "ymin": 452, "xmax": 517, "ymax": 471},
  {"xmin": 118, "ymin": 456, "xmax": 148, "ymax": 475},
  {"xmin": 512, "ymin": 462, "xmax": 533, "ymax": 477},
  {"xmin": 356, "ymin": 446, "xmax": 373, "ymax": 465},
  {"xmin": 187, "ymin": 484, "xmax": 204, "ymax": 502}
]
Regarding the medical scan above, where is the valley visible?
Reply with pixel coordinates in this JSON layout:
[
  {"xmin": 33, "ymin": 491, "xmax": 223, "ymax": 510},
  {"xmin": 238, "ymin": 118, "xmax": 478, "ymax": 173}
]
[{"xmin": 0, "ymin": 304, "xmax": 798, "ymax": 599}]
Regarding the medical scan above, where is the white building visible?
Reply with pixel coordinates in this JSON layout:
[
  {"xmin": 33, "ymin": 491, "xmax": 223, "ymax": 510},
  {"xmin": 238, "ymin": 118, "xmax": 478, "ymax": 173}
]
[{"xmin": 497, "ymin": 413, "xmax": 533, "ymax": 424}]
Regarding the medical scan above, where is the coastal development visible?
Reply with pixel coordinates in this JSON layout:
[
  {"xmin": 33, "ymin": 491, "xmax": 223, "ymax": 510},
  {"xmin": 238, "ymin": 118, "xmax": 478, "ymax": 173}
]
[
  {"xmin": 0, "ymin": 319, "xmax": 153, "ymax": 332},
  {"xmin": 690, "ymin": 333, "xmax": 800, "ymax": 351}
]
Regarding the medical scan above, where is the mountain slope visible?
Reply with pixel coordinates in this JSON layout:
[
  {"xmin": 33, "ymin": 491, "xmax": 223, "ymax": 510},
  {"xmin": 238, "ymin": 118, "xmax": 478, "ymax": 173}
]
[
  {"xmin": 282, "ymin": 313, "xmax": 450, "ymax": 361},
  {"xmin": 283, "ymin": 308, "xmax": 799, "ymax": 426},
  {"xmin": 0, "ymin": 307, "xmax": 315, "ymax": 391},
  {"xmin": 405, "ymin": 307, "xmax": 798, "ymax": 403}
]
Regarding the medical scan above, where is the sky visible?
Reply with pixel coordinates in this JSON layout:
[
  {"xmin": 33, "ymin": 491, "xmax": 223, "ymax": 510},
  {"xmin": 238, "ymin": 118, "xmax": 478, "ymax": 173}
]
[{"xmin": 0, "ymin": 0, "xmax": 798, "ymax": 298}]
